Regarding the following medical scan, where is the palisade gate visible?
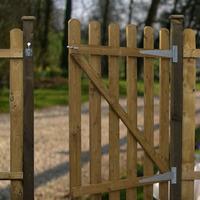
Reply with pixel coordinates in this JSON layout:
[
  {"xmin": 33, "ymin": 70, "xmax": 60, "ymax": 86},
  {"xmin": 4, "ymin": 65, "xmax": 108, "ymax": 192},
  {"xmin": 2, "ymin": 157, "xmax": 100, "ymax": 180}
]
[
  {"xmin": 0, "ymin": 15, "xmax": 200, "ymax": 200},
  {"xmin": 68, "ymin": 15, "xmax": 200, "ymax": 200}
]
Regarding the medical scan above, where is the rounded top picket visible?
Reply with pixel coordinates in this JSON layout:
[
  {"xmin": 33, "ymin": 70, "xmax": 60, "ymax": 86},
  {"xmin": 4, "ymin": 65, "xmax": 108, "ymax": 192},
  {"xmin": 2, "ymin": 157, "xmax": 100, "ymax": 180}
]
[{"xmin": 21, "ymin": 16, "xmax": 36, "ymax": 21}]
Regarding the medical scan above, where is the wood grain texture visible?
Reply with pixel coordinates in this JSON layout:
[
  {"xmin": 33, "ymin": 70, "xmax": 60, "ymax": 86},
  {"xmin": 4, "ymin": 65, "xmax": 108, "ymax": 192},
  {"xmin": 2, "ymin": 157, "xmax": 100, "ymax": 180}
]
[
  {"xmin": 22, "ymin": 17, "xmax": 35, "ymax": 200},
  {"xmin": 170, "ymin": 16, "xmax": 184, "ymax": 200},
  {"xmin": 108, "ymin": 23, "xmax": 120, "ymax": 200},
  {"xmin": 0, "ymin": 49, "xmax": 23, "ymax": 58},
  {"xmin": 126, "ymin": 24, "xmax": 137, "ymax": 200},
  {"xmin": 143, "ymin": 26, "xmax": 154, "ymax": 200},
  {"xmin": 10, "ymin": 28, "xmax": 24, "ymax": 200},
  {"xmin": 159, "ymin": 28, "xmax": 170, "ymax": 200},
  {"xmin": 68, "ymin": 19, "xmax": 81, "ymax": 199},
  {"xmin": 72, "ymin": 174, "xmax": 172, "ymax": 198},
  {"xmin": 89, "ymin": 21, "xmax": 102, "ymax": 200},
  {"xmin": 182, "ymin": 28, "xmax": 196, "ymax": 200},
  {"xmin": 72, "ymin": 54, "xmax": 169, "ymax": 172},
  {"xmin": 0, "ymin": 172, "xmax": 23, "ymax": 180}
]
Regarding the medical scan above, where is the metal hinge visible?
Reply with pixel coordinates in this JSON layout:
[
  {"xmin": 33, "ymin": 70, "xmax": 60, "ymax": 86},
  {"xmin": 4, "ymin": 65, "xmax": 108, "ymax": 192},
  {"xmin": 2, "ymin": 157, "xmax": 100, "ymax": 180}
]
[
  {"xmin": 139, "ymin": 167, "xmax": 177, "ymax": 184},
  {"xmin": 140, "ymin": 45, "xmax": 178, "ymax": 63}
]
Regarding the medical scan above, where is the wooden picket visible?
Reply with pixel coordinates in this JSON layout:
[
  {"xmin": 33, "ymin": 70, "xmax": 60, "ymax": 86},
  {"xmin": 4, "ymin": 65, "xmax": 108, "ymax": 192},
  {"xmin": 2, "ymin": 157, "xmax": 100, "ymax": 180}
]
[
  {"xmin": 159, "ymin": 28, "xmax": 170, "ymax": 200},
  {"xmin": 108, "ymin": 23, "xmax": 120, "ymax": 200},
  {"xmin": 182, "ymin": 28, "xmax": 196, "ymax": 200},
  {"xmin": 126, "ymin": 24, "xmax": 137, "ymax": 200},
  {"xmin": 143, "ymin": 26, "xmax": 154, "ymax": 200},
  {"xmin": 89, "ymin": 21, "xmax": 102, "ymax": 200},
  {"xmin": 68, "ymin": 19, "xmax": 82, "ymax": 198},
  {"xmin": 10, "ymin": 28, "xmax": 24, "ymax": 200}
]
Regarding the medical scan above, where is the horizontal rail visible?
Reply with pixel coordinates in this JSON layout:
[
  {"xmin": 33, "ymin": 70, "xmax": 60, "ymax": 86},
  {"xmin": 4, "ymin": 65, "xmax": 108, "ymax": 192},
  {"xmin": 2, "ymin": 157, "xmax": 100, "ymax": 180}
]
[
  {"xmin": 182, "ymin": 171, "xmax": 200, "ymax": 180},
  {"xmin": 0, "ymin": 49, "xmax": 23, "ymax": 58},
  {"xmin": 71, "ymin": 176, "xmax": 160, "ymax": 197},
  {"xmin": 0, "ymin": 172, "xmax": 23, "ymax": 180},
  {"xmin": 69, "ymin": 45, "xmax": 200, "ymax": 58},
  {"xmin": 71, "ymin": 171, "xmax": 200, "ymax": 197},
  {"xmin": 69, "ymin": 45, "xmax": 158, "ymax": 57}
]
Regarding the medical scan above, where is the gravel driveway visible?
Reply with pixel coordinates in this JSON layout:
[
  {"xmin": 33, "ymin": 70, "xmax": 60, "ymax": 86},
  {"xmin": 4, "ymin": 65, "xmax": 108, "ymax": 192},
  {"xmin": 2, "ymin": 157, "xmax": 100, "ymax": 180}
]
[{"xmin": 0, "ymin": 94, "xmax": 200, "ymax": 200}]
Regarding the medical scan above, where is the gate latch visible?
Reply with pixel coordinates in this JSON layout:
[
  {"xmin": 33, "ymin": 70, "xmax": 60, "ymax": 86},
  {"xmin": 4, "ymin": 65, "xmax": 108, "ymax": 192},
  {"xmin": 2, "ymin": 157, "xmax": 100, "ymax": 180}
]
[
  {"xmin": 140, "ymin": 45, "xmax": 178, "ymax": 63},
  {"xmin": 139, "ymin": 167, "xmax": 177, "ymax": 184},
  {"xmin": 25, "ymin": 42, "xmax": 33, "ymax": 57}
]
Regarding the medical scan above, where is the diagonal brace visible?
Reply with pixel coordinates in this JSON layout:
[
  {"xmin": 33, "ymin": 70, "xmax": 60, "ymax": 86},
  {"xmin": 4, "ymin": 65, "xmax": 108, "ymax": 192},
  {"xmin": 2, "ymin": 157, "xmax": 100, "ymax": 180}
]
[{"xmin": 71, "ymin": 53, "xmax": 169, "ymax": 172}]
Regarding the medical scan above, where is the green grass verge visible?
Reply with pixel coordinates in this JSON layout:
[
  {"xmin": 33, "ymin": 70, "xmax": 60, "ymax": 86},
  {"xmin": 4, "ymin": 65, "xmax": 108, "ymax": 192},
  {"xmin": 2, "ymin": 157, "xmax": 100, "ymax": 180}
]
[{"xmin": 0, "ymin": 79, "xmax": 200, "ymax": 113}]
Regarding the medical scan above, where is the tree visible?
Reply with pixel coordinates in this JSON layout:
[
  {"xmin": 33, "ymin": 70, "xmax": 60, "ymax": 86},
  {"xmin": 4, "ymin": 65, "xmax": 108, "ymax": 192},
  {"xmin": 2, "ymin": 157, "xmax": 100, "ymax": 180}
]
[
  {"xmin": 60, "ymin": 0, "xmax": 72, "ymax": 75},
  {"xmin": 37, "ymin": 0, "xmax": 53, "ymax": 69},
  {"xmin": 128, "ymin": 0, "xmax": 134, "ymax": 24}
]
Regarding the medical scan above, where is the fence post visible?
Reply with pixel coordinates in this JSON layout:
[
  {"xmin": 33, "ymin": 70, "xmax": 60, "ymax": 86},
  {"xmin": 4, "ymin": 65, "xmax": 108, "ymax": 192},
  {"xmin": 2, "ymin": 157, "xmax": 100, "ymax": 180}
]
[
  {"xmin": 10, "ymin": 28, "xmax": 23, "ymax": 200},
  {"xmin": 169, "ymin": 15, "xmax": 184, "ymax": 200},
  {"xmin": 21, "ymin": 16, "xmax": 35, "ymax": 200}
]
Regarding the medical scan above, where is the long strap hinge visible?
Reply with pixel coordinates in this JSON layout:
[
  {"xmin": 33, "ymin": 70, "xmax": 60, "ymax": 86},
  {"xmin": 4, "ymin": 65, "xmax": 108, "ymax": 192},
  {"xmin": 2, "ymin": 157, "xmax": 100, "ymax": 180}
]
[
  {"xmin": 139, "ymin": 167, "xmax": 177, "ymax": 184},
  {"xmin": 140, "ymin": 45, "xmax": 178, "ymax": 63}
]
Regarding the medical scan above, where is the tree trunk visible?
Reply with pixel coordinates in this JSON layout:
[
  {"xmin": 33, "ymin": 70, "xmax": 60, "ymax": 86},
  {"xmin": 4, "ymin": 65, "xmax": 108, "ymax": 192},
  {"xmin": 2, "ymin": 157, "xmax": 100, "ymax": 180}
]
[
  {"xmin": 39, "ymin": 0, "xmax": 53, "ymax": 69},
  {"xmin": 60, "ymin": 0, "xmax": 72, "ymax": 75},
  {"xmin": 138, "ymin": 0, "xmax": 160, "ymax": 78},
  {"xmin": 101, "ymin": 0, "xmax": 110, "ymax": 77},
  {"xmin": 128, "ymin": 0, "xmax": 134, "ymax": 24}
]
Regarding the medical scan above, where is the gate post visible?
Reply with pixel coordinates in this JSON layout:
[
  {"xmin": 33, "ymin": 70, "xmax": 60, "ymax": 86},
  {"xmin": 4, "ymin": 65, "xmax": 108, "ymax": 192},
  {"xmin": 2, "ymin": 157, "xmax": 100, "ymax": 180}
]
[
  {"xmin": 21, "ymin": 16, "xmax": 35, "ymax": 200},
  {"xmin": 169, "ymin": 15, "xmax": 184, "ymax": 200}
]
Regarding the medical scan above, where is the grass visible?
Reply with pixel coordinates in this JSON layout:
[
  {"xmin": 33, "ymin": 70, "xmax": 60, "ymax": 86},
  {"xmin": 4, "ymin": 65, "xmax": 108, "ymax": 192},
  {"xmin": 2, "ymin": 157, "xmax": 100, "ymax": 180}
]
[
  {"xmin": 0, "ymin": 78, "xmax": 160, "ymax": 113},
  {"xmin": 0, "ymin": 79, "xmax": 199, "ymax": 113}
]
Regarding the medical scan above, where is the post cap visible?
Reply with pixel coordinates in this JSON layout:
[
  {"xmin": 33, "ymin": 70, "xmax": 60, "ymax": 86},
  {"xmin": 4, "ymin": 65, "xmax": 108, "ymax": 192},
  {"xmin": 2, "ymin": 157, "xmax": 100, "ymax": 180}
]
[
  {"xmin": 21, "ymin": 16, "xmax": 36, "ymax": 21},
  {"xmin": 169, "ymin": 15, "xmax": 184, "ymax": 20}
]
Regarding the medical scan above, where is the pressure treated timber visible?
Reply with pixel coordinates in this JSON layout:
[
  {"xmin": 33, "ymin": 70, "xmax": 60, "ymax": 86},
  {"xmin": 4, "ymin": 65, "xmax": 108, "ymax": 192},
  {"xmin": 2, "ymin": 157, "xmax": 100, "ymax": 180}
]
[
  {"xmin": 0, "ymin": 49, "xmax": 23, "ymax": 58},
  {"xmin": 182, "ymin": 29, "xmax": 196, "ymax": 200},
  {"xmin": 0, "ymin": 172, "xmax": 23, "ymax": 180},
  {"xmin": 108, "ymin": 23, "xmax": 120, "ymax": 200},
  {"xmin": 10, "ymin": 28, "xmax": 24, "ymax": 200},
  {"xmin": 71, "ymin": 54, "xmax": 169, "ymax": 172},
  {"xmin": 159, "ymin": 28, "xmax": 170, "ymax": 200},
  {"xmin": 68, "ymin": 19, "xmax": 82, "ymax": 200},
  {"xmin": 170, "ymin": 14, "xmax": 184, "ymax": 200},
  {"xmin": 69, "ymin": 44, "xmax": 200, "ymax": 58},
  {"xmin": 22, "ymin": 16, "xmax": 35, "ymax": 200},
  {"xmin": 89, "ymin": 21, "xmax": 102, "ymax": 200},
  {"xmin": 71, "ymin": 171, "xmax": 200, "ymax": 198},
  {"xmin": 143, "ymin": 26, "xmax": 154, "ymax": 200},
  {"xmin": 126, "ymin": 24, "xmax": 137, "ymax": 200}
]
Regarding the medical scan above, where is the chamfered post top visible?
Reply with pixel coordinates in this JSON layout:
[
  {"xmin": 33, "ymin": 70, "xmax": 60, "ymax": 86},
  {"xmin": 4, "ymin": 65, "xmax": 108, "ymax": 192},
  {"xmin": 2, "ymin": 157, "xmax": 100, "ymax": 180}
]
[
  {"xmin": 21, "ymin": 16, "xmax": 36, "ymax": 21},
  {"xmin": 169, "ymin": 15, "xmax": 184, "ymax": 20}
]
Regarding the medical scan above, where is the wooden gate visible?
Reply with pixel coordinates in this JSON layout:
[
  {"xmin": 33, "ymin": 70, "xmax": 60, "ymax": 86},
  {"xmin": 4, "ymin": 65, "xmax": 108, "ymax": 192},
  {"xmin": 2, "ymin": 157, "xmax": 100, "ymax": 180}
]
[
  {"xmin": 0, "ymin": 16, "xmax": 35, "ymax": 200},
  {"xmin": 68, "ymin": 15, "xmax": 200, "ymax": 199}
]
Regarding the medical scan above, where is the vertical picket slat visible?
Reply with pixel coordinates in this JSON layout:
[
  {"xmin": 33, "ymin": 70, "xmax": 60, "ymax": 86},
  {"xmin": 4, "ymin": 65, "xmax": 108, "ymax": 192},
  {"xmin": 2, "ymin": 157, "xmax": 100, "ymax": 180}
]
[
  {"xmin": 182, "ymin": 29, "xmax": 196, "ymax": 200},
  {"xmin": 10, "ymin": 28, "xmax": 23, "ymax": 200},
  {"xmin": 108, "ymin": 23, "xmax": 120, "ymax": 200},
  {"xmin": 89, "ymin": 21, "xmax": 102, "ymax": 200},
  {"xmin": 68, "ymin": 19, "xmax": 81, "ymax": 198},
  {"xmin": 143, "ymin": 26, "xmax": 154, "ymax": 199},
  {"xmin": 159, "ymin": 28, "xmax": 170, "ymax": 200},
  {"xmin": 126, "ymin": 24, "xmax": 137, "ymax": 200}
]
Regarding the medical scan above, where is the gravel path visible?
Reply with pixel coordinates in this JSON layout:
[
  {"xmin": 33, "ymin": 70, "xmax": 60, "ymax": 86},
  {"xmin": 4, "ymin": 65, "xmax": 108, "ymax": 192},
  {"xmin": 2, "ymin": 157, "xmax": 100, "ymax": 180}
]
[{"xmin": 0, "ymin": 94, "xmax": 200, "ymax": 200}]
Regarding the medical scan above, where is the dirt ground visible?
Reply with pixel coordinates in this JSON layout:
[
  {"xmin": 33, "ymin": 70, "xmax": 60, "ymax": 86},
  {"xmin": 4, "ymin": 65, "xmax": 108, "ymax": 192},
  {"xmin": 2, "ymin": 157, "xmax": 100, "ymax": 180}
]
[{"xmin": 0, "ymin": 94, "xmax": 200, "ymax": 200}]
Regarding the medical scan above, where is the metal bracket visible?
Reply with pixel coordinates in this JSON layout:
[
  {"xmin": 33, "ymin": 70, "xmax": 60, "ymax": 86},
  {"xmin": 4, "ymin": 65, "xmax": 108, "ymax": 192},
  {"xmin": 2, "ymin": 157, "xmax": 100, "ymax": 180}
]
[
  {"xmin": 139, "ymin": 167, "xmax": 177, "ymax": 184},
  {"xmin": 25, "ymin": 42, "xmax": 33, "ymax": 57},
  {"xmin": 140, "ymin": 45, "xmax": 178, "ymax": 63}
]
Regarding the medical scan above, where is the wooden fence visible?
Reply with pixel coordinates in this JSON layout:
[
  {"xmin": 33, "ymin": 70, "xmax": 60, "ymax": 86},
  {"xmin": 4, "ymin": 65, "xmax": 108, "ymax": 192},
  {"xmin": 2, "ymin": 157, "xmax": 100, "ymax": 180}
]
[
  {"xmin": 69, "ymin": 15, "xmax": 200, "ymax": 199},
  {"xmin": 0, "ymin": 16, "xmax": 35, "ymax": 200}
]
